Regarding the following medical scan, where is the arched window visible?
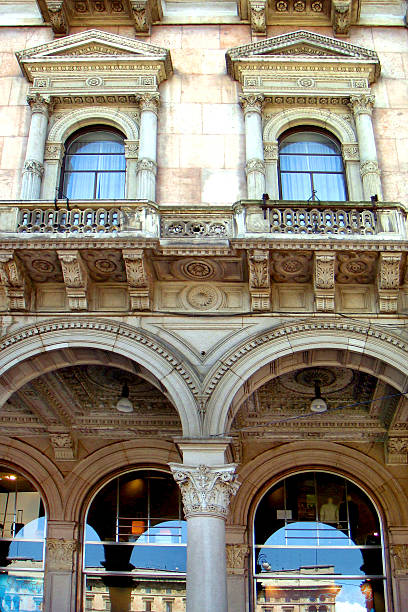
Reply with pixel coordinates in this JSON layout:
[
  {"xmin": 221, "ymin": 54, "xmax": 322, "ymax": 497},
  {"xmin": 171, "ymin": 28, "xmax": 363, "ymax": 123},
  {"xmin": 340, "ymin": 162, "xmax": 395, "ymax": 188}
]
[
  {"xmin": 84, "ymin": 470, "xmax": 186, "ymax": 611},
  {"xmin": 61, "ymin": 127, "xmax": 126, "ymax": 200},
  {"xmin": 0, "ymin": 467, "xmax": 46, "ymax": 610},
  {"xmin": 279, "ymin": 129, "xmax": 347, "ymax": 202},
  {"xmin": 253, "ymin": 471, "xmax": 385, "ymax": 612}
]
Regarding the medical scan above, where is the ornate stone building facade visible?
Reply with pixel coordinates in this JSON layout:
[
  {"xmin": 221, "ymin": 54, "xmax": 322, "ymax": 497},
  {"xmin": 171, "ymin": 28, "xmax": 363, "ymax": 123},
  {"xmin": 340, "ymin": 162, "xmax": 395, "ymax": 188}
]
[{"xmin": 1, "ymin": 1, "xmax": 408, "ymax": 611}]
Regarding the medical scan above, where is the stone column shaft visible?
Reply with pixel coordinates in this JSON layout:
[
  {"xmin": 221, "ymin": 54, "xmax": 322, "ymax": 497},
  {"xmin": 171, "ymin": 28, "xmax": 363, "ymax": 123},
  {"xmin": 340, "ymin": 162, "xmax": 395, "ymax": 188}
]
[
  {"xmin": 349, "ymin": 94, "xmax": 383, "ymax": 201},
  {"xmin": 44, "ymin": 521, "xmax": 78, "ymax": 612},
  {"xmin": 136, "ymin": 93, "xmax": 159, "ymax": 201},
  {"xmin": 20, "ymin": 94, "xmax": 52, "ymax": 200},
  {"xmin": 169, "ymin": 462, "xmax": 239, "ymax": 612},
  {"xmin": 240, "ymin": 94, "xmax": 266, "ymax": 200}
]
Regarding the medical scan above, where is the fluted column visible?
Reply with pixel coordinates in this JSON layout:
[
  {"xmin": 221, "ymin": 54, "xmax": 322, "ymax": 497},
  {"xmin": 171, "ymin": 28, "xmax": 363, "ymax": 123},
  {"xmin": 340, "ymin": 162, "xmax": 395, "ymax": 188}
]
[
  {"xmin": 169, "ymin": 459, "xmax": 239, "ymax": 612},
  {"xmin": 349, "ymin": 94, "xmax": 383, "ymax": 201},
  {"xmin": 240, "ymin": 94, "xmax": 266, "ymax": 200},
  {"xmin": 20, "ymin": 94, "xmax": 52, "ymax": 200},
  {"xmin": 136, "ymin": 93, "xmax": 159, "ymax": 201}
]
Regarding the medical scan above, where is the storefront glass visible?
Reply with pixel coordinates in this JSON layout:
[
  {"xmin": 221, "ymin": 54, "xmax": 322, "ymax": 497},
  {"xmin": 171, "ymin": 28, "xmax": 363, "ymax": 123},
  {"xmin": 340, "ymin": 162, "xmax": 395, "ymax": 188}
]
[
  {"xmin": 254, "ymin": 472, "xmax": 386, "ymax": 612},
  {"xmin": 84, "ymin": 470, "xmax": 186, "ymax": 612},
  {"xmin": 0, "ymin": 468, "xmax": 46, "ymax": 611}
]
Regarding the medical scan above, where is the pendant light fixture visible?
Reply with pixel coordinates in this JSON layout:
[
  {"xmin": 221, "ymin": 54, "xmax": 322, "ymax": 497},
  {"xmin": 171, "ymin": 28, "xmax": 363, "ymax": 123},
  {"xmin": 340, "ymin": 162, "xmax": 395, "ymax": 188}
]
[
  {"xmin": 116, "ymin": 382, "xmax": 133, "ymax": 413},
  {"xmin": 310, "ymin": 379, "xmax": 328, "ymax": 413}
]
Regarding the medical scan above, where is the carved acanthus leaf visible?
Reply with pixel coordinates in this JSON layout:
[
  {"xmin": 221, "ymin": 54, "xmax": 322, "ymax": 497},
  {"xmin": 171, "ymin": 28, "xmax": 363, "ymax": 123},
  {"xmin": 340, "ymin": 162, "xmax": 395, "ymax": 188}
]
[
  {"xmin": 249, "ymin": 0, "xmax": 267, "ymax": 34},
  {"xmin": 377, "ymin": 252, "xmax": 401, "ymax": 314},
  {"xmin": 47, "ymin": 539, "xmax": 78, "ymax": 571},
  {"xmin": 130, "ymin": 0, "xmax": 152, "ymax": 34},
  {"xmin": 226, "ymin": 544, "xmax": 249, "ymax": 574},
  {"xmin": 0, "ymin": 251, "xmax": 31, "ymax": 311},
  {"xmin": 123, "ymin": 249, "xmax": 152, "ymax": 311},
  {"xmin": 248, "ymin": 250, "xmax": 270, "ymax": 312},
  {"xmin": 332, "ymin": 0, "xmax": 352, "ymax": 35},
  {"xmin": 49, "ymin": 430, "xmax": 76, "ymax": 461},
  {"xmin": 391, "ymin": 544, "xmax": 408, "ymax": 573},
  {"xmin": 169, "ymin": 464, "xmax": 239, "ymax": 519}
]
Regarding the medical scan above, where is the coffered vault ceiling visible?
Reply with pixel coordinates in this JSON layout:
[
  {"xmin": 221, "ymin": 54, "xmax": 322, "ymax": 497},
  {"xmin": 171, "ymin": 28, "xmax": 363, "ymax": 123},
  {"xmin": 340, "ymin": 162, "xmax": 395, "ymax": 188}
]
[
  {"xmin": 3, "ymin": 364, "xmax": 181, "ymax": 439},
  {"xmin": 231, "ymin": 367, "xmax": 401, "ymax": 443}
]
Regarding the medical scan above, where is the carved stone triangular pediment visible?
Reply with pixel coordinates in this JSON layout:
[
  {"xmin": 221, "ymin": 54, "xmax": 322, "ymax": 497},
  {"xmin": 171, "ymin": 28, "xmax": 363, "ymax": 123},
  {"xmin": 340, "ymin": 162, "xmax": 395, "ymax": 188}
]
[
  {"xmin": 226, "ymin": 30, "xmax": 380, "ymax": 95},
  {"xmin": 16, "ymin": 29, "xmax": 172, "ymax": 97}
]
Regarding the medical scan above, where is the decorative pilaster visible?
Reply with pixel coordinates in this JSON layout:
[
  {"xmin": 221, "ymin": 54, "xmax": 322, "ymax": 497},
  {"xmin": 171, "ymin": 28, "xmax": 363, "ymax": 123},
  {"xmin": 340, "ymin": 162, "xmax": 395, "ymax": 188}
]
[
  {"xmin": 136, "ymin": 93, "xmax": 160, "ymax": 201},
  {"xmin": 376, "ymin": 252, "xmax": 401, "ymax": 313},
  {"xmin": 124, "ymin": 140, "xmax": 139, "ymax": 199},
  {"xmin": 349, "ymin": 94, "xmax": 383, "ymax": 201},
  {"xmin": 169, "ymin": 464, "xmax": 239, "ymax": 519},
  {"xmin": 314, "ymin": 252, "xmax": 336, "ymax": 312},
  {"xmin": 263, "ymin": 142, "xmax": 279, "ymax": 199},
  {"xmin": 42, "ymin": 142, "xmax": 65, "ymax": 199},
  {"xmin": 45, "ymin": 537, "xmax": 78, "ymax": 612},
  {"xmin": 20, "ymin": 94, "xmax": 53, "ymax": 200},
  {"xmin": 249, "ymin": 0, "xmax": 267, "ymax": 35},
  {"xmin": 123, "ymin": 248, "xmax": 152, "ymax": 311},
  {"xmin": 391, "ymin": 544, "xmax": 408, "ymax": 575},
  {"xmin": 57, "ymin": 250, "xmax": 88, "ymax": 311},
  {"xmin": 332, "ymin": 0, "xmax": 352, "ymax": 35},
  {"xmin": 239, "ymin": 94, "xmax": 266, "ymax": 200},
  {"xmin": 248, "ymin": 249, "xmax": 271, "ymax": 311},
  {"xmin": 46, "ymin": 1, "xmax": 68, "ymax": 36},
  {"xmin": 169, "ymin": 462, "xmax": 239, "ymax": 612},
  {"xmin": 386, "ymin": 437, "xmax": 408, "ymax": 465},
  {"xmin": 0, "ymin": 251, "xmax": 31, "ymax": 311},
  {"xmin": 130, "ymin": 0, "xmax": 152, "ymax": 35}
]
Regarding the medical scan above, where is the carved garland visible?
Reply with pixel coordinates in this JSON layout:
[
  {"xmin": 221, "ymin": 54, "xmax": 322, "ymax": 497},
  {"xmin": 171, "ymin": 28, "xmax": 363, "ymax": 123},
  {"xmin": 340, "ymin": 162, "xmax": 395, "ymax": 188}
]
[{"xmin": 0, "ymin": 319, "xmax": 199, "ymax": 395}]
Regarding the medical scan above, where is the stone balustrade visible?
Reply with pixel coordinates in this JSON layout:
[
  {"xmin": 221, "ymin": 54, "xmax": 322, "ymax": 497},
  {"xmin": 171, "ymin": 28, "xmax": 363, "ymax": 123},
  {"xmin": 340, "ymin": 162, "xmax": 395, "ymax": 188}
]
[{"xmin": 0, "ymin": 199, "xmax": 405, "ymax": 240}]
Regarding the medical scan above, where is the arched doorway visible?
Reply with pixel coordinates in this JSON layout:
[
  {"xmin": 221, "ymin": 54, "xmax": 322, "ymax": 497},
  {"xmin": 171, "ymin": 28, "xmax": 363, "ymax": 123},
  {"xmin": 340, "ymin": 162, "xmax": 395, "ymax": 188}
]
[
  {"xmin": 83, "ymin": 469, "xmax": 187, "ymax": 612},
  {"xmin": 0, "ymin": 466, "xmax": 46, "ymax": 611},
  {"xmin": 253, "ymin": 471, "xmax": 385, "ymax": 612}
]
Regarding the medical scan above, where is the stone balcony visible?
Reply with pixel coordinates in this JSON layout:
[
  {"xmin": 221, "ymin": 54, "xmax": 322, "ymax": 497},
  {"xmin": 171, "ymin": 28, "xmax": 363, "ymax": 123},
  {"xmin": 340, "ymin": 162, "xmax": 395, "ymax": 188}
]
[
  {"xmin": 0, "ymin": 198, "xmax": 405, "ymax": 241},
  {"xmin": 0, "ymin": 198, "xmax": 406, "ymax": 316}
]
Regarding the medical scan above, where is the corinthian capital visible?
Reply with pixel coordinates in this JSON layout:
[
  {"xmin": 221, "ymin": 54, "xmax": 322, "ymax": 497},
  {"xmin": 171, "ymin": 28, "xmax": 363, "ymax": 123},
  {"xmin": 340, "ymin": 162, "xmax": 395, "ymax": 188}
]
[
  {"xmin": 138, "ymin": 93, "xmax": 160, "ymax": 114},
  {"xmin": 239, "ymin": 94, "xmax": 265, "ymax": 115},
  {"xmin": 349, "ymin": 94, "xmax": 375, "ymax": 117},
  {"xmin": 27, "ymin": 93, "xmax": 53, "ymax": 115},
  {"xmin": 169, "ymin": 463, "xmax": 239, "ymax": 519}
]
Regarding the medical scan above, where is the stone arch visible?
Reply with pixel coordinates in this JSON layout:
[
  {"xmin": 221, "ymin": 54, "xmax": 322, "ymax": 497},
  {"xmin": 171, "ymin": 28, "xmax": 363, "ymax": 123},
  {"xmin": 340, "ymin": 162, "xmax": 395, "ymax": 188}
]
[
  {"xmin": 48, "ymin": 107, "xmax": 139, "ymax": 144},
  {"xmin": 263, "ymin": 107, "xmax": 357, "ymax": 145},
  {"xmin": 203, "ymin": 319, "xmax": 408, "ymax": 435},
  {"xmin": 0, "ymin": 318, "xmax": 201, "ymax": 437},
  {"xmin": 229, "ymin": 441, "xmax": 408, "ymax": 539},
  {"xmin": 62, "ymin": 438, "xmax": 180, "ymax": 523},
  {"xmin": 0, "ymin": 437, "xmax": 64, "ymax": 519}
]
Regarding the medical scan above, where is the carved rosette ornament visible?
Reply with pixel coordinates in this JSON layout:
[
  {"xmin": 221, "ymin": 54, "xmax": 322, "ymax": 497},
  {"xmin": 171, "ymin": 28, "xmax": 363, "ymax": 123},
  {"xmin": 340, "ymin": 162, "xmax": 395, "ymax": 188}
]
[
  {"xmin": 391, "ymin": 544, "xmax": 408, "ymax": 574},
  {"xmin": 239, "ymin": 94, "xmax": 265, "ymax": 115},
  {"xmin": 314, "ymin": 252, "xmax": 335, "ymax": 313},
  {"xmin": 169, "ymin": 464, "xmax": 240, "ymax": 519},
  {"xmin": 226, "ymin": 544, "xmax": 249, "ymax": 575},
  {"xmin": 249, "ymin": 0, "xmax": 267, "ymax": 35},
  {"xmin": 46, "ymin": 539, "xmax": 78, "ymax": 572},
  {"xmin": 332, "ymin": 0, "xmax": 352, "ymax": 35},
  {"xmin": 248, "ymin": 250, "xmax": 271, "ymax": 311},
  {"xmin": 377, "ymin": 252, "xmax": 402, "ymax": 313}
]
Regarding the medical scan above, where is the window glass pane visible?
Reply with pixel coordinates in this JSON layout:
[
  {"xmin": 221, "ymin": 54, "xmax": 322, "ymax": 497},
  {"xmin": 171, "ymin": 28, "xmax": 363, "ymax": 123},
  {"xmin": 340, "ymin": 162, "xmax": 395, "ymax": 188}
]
[
  {"xmin": 313, "ymin": 173, "xmax": 347, "ymax": 201},
  {"xmin": 96, "ymin": 172, "xmax": 125, "ymax": 199},
  {"xmin": 256, "ymin": 578, "xmax": 385, "ymax": 612},
  {"xmin": 64, "ymin": 172, "xmax": 95, "ymax": 199},
  {"xmin": 63, "ymin": 129, "xmax": 125, "ymax": 199},
  {"xmin": 280, "ymin": 172, "xmax": 312, "ymax": 200},
  {"xmin": 279, "ymin": 131, "xmax": 346, "ymax": 201}
]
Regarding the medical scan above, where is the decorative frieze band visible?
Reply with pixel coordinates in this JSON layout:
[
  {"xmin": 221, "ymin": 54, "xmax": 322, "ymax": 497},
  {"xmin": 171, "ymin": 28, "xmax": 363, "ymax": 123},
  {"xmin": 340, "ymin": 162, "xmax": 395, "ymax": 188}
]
[{"xmin": 169, "ymin": 463, "xmax": 239, "ymax": 519}]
